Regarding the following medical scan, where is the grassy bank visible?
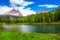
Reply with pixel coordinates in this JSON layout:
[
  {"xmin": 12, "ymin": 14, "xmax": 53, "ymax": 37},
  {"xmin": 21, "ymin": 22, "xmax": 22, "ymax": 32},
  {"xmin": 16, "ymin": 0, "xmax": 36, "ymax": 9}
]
[
  {"xmin": 0, "ymin": 21, "xmax": 60, "ymax": 24},
  {"xmin": 2, "ymin": 22, "xmax": 60, "ymax": 25},
  {"xmin": 0, "ymin": 31, "xmax": 60, "ymax": 40}
]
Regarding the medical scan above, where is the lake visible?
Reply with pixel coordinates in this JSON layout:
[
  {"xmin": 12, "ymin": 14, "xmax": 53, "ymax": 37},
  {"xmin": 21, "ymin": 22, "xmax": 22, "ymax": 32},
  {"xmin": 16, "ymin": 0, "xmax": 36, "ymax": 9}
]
[{"xmin": 1, "ymin": 23, "xmax": 60, "ymax": 33}]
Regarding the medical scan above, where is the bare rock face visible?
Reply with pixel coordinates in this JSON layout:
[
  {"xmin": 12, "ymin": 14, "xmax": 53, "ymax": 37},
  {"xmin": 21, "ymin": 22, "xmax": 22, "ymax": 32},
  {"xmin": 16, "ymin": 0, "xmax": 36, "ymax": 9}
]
[
  {"xmin": 37, "ymin": 10, "xmax": 49, "ymax": 14},
  {"xmin": 7, "ymin": 8, "xmax": 23, "ymax": 16},
  {"xmin": 0, "ymin": 8, "xmax": 23, "ymax": 18},
  {"xmin": 2, "ymin": 8, "xmax": 23, "ymax": 18}
]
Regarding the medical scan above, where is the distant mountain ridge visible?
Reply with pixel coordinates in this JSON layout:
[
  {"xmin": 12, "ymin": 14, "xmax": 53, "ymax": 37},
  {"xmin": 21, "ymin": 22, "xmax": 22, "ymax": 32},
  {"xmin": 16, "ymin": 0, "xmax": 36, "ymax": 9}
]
[
  {"xmin": 1, "ymin": 9, "xmax": 23, "ymax": 17},
  {"xmin": 5, "ymin": 8, "xmax": 23, "ymax": 16},
  {"xmin": 0, "ymin": 9, "xmax": 50, "ymax": 17},
  {"xmin": 37, "ymin": 10, "xmax": 49, "ymax": 14}
]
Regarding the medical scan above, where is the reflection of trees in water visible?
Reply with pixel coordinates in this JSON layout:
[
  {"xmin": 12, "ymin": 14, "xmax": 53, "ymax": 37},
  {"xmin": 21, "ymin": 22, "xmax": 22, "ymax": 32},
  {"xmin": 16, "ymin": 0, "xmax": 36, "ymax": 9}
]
[
  {"xmin": 34, "ymin": 24, "xmax": 60, "ymax": 33},
  {"xmin": 42, "ymin": 25, "xmax": 56, "ymax": 33},
  {"xmin": 0, "ymin": 23, "xmax": 3, "ymax": 31}
]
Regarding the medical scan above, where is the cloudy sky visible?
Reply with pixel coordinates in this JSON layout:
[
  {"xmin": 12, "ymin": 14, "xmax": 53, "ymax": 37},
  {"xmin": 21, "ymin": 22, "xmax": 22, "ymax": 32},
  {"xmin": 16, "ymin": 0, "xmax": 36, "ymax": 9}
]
[{"xmin": 0, "ymin": 0, "xmax": 60, "ymax": 16}]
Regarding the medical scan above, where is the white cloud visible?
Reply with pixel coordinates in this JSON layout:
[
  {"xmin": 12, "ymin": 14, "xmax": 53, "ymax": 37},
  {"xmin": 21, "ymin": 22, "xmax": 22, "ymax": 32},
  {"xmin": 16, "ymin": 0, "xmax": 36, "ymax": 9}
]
[
  {"xmin": 0, "ymin": 6, "xmax": 36, "ymax": 16},
  {"xmin": 0, "ymin": 0, "xmax": 36, "ymax": 16},
  {"xmin": 0, "ymin": 6, "xmax": 13, "ymax": 14},
  {"xmin": 21, "ymin": 2, "xmax": 34, "ymax": 6},
  {"xmin": 10, "ymin": 0, "xmax": 34, "ymax": 7},
  {"xmin": 9, "ymin": 0, "xmax": 35, "ymax": 16},
  {"xmin": 38, "ymin": 4, "xmax": 59, "ymax": 8},
  {"xmin": 18, "ymin": 7, "xmax": 36, "ymax": 16}
]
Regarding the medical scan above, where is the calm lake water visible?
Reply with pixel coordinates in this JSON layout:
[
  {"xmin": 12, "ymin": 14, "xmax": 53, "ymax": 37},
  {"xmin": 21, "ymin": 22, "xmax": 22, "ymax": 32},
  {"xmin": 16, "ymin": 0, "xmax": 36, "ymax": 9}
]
[{"xmin": 1, "ymin": 23, "xmax": 60, "ymax": 33}]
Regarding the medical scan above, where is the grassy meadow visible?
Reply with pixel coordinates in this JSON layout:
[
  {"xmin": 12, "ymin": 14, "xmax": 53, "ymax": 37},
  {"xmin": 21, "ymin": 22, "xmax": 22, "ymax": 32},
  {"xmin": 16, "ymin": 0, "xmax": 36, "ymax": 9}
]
[{"xmin": 0, "ymin": 31, "xmax": 60, "ymax": 40}]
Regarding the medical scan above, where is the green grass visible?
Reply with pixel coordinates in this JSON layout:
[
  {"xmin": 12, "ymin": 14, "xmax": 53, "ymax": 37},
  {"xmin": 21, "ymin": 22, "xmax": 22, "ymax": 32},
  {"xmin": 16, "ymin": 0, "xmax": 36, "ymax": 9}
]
[{"xmin": 0, "ymin": 31, "xmax": 60, "ymax": 40}]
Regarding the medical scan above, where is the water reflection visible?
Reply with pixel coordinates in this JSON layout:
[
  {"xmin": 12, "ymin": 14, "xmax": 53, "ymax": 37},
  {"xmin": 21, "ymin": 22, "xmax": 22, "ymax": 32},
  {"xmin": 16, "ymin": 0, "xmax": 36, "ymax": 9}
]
[
  {"xmin": 2, "ymin": 24, "xmax": 60, "ymax": 33},
  {"xmin": 20, "ymin": 25, "xmax": 33, "ymax": 32}
]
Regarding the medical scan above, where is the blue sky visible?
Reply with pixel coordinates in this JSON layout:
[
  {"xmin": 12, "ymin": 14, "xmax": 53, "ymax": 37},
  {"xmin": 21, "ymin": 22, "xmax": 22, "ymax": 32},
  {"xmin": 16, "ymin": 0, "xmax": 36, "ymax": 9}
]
[
  {"xmin": 26, "ymin": 0, "xmax": 60, "ymax": 10},
  {"xmin": 0, "ymin": 0, "xmax": 60, "ymax": 16}
]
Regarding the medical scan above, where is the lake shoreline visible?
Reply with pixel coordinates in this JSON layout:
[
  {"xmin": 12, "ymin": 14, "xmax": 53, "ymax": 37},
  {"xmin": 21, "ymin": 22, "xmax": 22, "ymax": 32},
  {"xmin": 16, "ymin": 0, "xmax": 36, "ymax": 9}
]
[{"xmin": 1, "ymin": 22, "xmax": 60, "ymax": 25}]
